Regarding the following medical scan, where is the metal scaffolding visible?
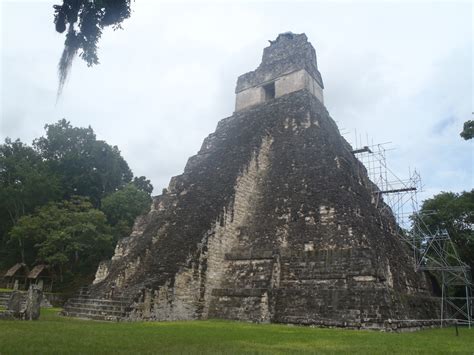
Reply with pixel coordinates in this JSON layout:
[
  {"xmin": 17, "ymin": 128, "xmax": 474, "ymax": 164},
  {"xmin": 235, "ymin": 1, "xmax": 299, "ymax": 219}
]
[{"xmin": 352, "ymin": 142, "xmax": 472, "ymax": 327}]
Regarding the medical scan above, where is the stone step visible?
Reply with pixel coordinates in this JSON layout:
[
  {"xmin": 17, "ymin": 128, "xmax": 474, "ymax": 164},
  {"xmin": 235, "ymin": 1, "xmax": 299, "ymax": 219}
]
[
  {"xmin": 71, "ymin": 296, "xmax": 129, "ymax": 302},
  {"xmin": 0, "ymin": 291, "xmax": 18, "ymax": 307},
  {"xmin": 225, "ymin": 250, "xmax": 275, "ymax": 260},
  {"xmin": 66, "ymin": 298, "xmax": 126, "ymax": 305},
  {"xmin": 67, "ymin": 297, "xmax": 129, "ymax": 305},
  {"xmin": 0, "ymin": 293, "xmax": 12, "ymax": 301},
  {"xmin": 62, "ymin": 287, "xmax": 133, "ymax": 321},
  {"xmin": 62, "ymin": 293, "xmax": 132, "ymax": 321},
  {"xmin": 65, "ymin": 302, "xmax": 127, "ymax": 311},
  {"xmin": 64, "ymin": 304, "xmax": 125, "ymax": 312},
  {"xmin": 64, "ymin": 306, "xmax": 125, "ymax": 316},
  {"xmin": 62, "ymin": 311, "xmax": 120, "ymax": 321},
  {"xmin": 212, "ymin": 288, "xmax": 268, "ymax": 297}
]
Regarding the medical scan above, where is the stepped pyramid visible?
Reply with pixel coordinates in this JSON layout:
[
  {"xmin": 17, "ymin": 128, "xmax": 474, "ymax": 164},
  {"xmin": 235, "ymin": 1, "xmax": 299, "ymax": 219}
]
[{"xmin": 73, "ymin": 33, "xmax": 438, "ymax": 328}]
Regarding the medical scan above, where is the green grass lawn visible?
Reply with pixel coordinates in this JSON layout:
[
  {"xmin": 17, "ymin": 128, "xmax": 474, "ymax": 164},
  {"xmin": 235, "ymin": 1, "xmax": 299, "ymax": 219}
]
[{"xmin": 0, "ymin": 308, "xmax": 472, "ymax": 354}]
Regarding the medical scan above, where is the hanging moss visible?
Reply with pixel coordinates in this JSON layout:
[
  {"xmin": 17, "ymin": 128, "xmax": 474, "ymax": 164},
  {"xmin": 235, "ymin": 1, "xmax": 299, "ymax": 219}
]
[{"xmin": 54, "ymin": 0, "xmax": 131, "ymax": 96}]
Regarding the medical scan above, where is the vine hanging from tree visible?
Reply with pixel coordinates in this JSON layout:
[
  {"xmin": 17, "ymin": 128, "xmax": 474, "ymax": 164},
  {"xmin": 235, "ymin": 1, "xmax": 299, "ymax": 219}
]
[{"xmin": 53, "ymin": 0, "xmax": 132, "ymax": 96}]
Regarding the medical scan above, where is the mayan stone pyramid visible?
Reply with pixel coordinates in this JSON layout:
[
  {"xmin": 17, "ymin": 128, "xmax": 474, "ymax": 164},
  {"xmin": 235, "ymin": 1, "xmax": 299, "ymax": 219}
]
[{"xmin": 86, "ymin": 33, "xmax": 438, "ymax": 328}]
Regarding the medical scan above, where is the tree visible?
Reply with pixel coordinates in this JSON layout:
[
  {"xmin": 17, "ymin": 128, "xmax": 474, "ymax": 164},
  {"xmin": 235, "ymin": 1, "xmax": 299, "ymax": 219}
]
[
  {"xmin": 0, "ymin": 138, "xmax": 63, "ymax": 223},
  {"xmin": 418, "ymin": 190, "xmax": 474, "ymax": 274},
  {"xmin": 53, "ymin": 0, "xmax": 132, "ymax": 94},
  {"xmin": 34, "ymin": 119, "xmax": 133, "ymax": 206},
  {"xmin": 0, "ymin": 138, "xmax": 62, "ymax": 265},
  {"xmin": 101, "ymin": 184, "xmax": 151, "ymax": 240},
  {"xmin": 0, "ymin": 119, "xmax": 154, "ymax": 284},
  {"xmin": 132, "ymin": 176, "xmax": 154, "ymax": 195},
  {"xmin": 9, "ymin": 197, "xmax": 113, "ymax": 281},
  {"xmin": 460, "ymin": 120, "xmax": 474, "ymax": 140}
]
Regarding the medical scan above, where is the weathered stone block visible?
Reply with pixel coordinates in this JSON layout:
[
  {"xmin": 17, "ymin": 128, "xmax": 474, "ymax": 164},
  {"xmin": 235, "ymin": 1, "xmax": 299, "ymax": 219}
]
[
  {"xmin": 23, "ymin": 286, "xmax": 42, "ymax": 321},
  {"xmin": 7, "ymin": 291, "xmax": 23, "ymax": 318}
]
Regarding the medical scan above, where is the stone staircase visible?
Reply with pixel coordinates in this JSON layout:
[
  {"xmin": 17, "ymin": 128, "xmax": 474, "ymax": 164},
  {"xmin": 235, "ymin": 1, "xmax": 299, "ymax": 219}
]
[
  {"xmin": 62, "ymin": 287, "xmax": 132, "ymax": 321},
  {"xmin": 0, "ymin": 292, "xmax": 11, "ymax": 308}
]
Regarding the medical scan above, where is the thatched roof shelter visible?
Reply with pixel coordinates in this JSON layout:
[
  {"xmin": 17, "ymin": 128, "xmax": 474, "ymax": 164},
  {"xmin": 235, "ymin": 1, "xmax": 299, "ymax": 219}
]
[
  {"xmin": 27, "ymin": 264, "xmax": 54, "ymax": 292},
  {"xmin": 27, "ymin": 265, "xmax": 52, "ymax": 280},
  {"xmin": 4, "ymin": 263, "xmax": 29, "ymax": 290},
  {"xmin": 4, "ymin": 263, "xmax": 29, "ymax": 278}
]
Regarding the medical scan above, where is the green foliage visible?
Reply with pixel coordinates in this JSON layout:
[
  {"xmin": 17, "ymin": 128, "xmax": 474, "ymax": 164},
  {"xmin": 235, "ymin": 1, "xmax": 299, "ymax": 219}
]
[
  {"xmin": 418, "ymin": 190, "xmax": 474, "ymax": 271},
  {"xmin": 460, "ymin": 120, "xmax": 474, "ymax": 140},
  {"xmin": 0, "ymin": 119, "xmax": 152, "ymax": 285},
  {"xmin": 101, "ymin": 184, "xmax": 151, "ymax": 240},
  {"xmin": 132, "ymin": 176, "xmax": 154, "ymax": 195},
  {"xmin": 9, "ymin": 197, "xmax": 113, "ymax": 280},
  {"xmin": 54, "ymin": 0, "xmax": 132, "ymax": 94},
  {"xmin": 0, "ymin": 313, "xmax": 473, "ymax": 354},
  {"xmin": 0, "ymin": 138, "xmax": 62, "ymax": 223},
  {"xmin": 34, "ymin": 119, "xmax": 133, "ymax": 206},
  {"xmin": 0, "ymin": 138, "xmax": 62, "ymax": 265}
]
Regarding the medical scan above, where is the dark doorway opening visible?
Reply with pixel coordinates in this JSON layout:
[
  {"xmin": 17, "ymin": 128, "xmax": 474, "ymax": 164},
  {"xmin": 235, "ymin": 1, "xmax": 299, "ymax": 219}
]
[{"xmin": 263, "ymin": 82, "xmax": 275, "ymax": 101}]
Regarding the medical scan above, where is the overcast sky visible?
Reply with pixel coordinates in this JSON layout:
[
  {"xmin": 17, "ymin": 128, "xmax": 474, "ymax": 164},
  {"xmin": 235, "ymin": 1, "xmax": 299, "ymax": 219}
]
[{"xmin": 1, "ymin": 0, "xmax": 472, "ymax": 205}]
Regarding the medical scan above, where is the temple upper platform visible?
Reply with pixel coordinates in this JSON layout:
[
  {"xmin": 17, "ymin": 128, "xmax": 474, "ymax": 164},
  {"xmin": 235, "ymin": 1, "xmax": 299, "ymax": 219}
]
[{"xmin": 235, "ymin": 32, "xmax": 324, "ymax": 111}]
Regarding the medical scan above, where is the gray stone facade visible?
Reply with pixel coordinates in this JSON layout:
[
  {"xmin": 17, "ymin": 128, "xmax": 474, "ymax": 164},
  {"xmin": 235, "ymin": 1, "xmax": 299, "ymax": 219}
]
[{"xmin": 68, "ymin": 33, "xmax": 438, "ymax": 328}]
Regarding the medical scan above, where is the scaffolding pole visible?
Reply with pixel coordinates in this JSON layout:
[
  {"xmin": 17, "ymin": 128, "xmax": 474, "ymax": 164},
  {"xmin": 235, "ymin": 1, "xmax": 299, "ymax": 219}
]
[{"xmin": 352, "ymin": 141, "xmax": 472, "ymax": 327}]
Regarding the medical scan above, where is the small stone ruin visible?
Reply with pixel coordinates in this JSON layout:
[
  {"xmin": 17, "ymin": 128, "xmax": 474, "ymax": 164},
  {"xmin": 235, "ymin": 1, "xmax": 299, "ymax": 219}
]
[{"xmin": 0, "ymin": 286, "xmax": 43, "ymax": 321}]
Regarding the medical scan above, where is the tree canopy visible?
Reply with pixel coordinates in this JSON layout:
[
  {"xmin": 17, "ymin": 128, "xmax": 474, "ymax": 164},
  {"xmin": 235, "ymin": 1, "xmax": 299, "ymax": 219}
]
[
  {"xmin": 0, "ymin": 139, "xmax": 63, "ymax": 266},
  {"xmin": 9, "ymin": 197, "xmax": 113, "ymax": 281},
  {"xmin": 0, "ymin": 119, "xmax": 152, "ymax": 288},
  {"xmin": 417, "ymin": 190, "xmax": 474, "ymax": 274},
  {"xmin": 0, "ymin": 138, "xmax": 62, "ymax": 225},
  {"xmin": 101, "ymin": 183, "xmax": 151, "ymax": 240},
  {"xmin": 53, "ymin": 0, "xmax": 132, "ymax": 95},
  {"xmin": 34, "ymin": 119, "xmax": 133, "ymax": 206}
]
